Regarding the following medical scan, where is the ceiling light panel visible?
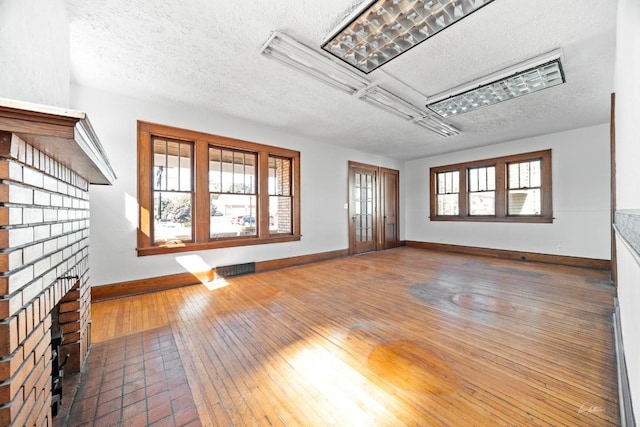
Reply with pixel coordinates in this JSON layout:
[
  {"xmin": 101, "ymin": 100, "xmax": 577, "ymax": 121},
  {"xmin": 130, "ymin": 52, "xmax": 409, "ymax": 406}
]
[
  {"xmin": 427, "ymin": 59, "xmax": 565, "ymax": 117},
  {"xmin": 322, "ymin": 0, "xmax": 495, "ymax": 74},
  {"xmin": 261, "ymin": 31, "xmax": 370, "ymax": 94}
]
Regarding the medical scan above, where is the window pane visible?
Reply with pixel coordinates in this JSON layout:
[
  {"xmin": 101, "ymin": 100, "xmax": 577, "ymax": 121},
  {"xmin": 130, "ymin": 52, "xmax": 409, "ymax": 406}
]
[
  {"xmin": 509, "ymin": 160, "xmax": 541, "ymax": 190},
  {"xmin": 269, "ymin": 157, "xmax": 291, "ymax": 196},
  {"xmin": 508, "ymin": 189, "xmax": 541, "ymax": 215},
  {"xmin": 437, "ymin": 194, "xmax": 459, "ymax": 215},
  {"xmin": 209, "ymin": 148, "xmax": 222, "ymax": 192},
  {"xmin": 445, "ymin": 173, "xmax": 453, "ymax": 193},
  {"xmin": 469, "ymin": 168, "xmax": 478, "ymax": 192},
  {"xmin": 212, "ymin": 148, "xmax": 256, "ymax": 194},
  {"xmin": 530, "ymin": 160, "xmax": 541, "ymax": 187},
  {"xmin": 209, "ymin": 194, "xmax": 257, "ymax": 238},
  {"xmin": 508, "ymin": 163, "xmax": 520, "ymax": 188},
  {"xmin": 153, "ymin": 139, "xmax": 192, "ymax": 192},
  {"xmin": 478, "ymin": 168, "xmax": 487, "ymax": 191},
  {"xmin": 270, "ymin": 196, "xmax": 292, "ymax": 234},
  {"xmin": 487, "ymin": 166, "xmax": 496, "ymax": 191},
  {"xmin": 469, "ymin": 191, "xmax": 496, "ymax": 215},
  {"xmin": 519, "ymin": 162, "xmax": 530, "ymax": 188},
  {"xmin": 153, "ymin": 191, "xmax": 192, "ymax": 243},
  {"xmin": 437, "ymin": 171, "xmax": 459, "ymax": 195}
]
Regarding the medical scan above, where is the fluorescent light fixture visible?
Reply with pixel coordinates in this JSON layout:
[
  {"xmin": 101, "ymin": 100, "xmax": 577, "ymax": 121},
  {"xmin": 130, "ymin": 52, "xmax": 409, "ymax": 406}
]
[
  {"xmin": 359, "ymin": 85, "xmax": 424, "ymax": 120},
  {"xmin": 413, "ymin": 114, "xmax": 460, "ymax": 137},
  {"xmin": 426, "ymin": 50, "xmax": 566, "ymax": 117},
  {"xmin": 261, "ymin": 31, "xmax": 370, "ymax": 94},
  {"xmin": 359, "ymin": 85, "xmax": 459, "ymax": 137},
  {"xmin": 322, "ymin": 0, "xmax": 495, "ymax": 73},
  {"xmin": 261, "ymin": 31, "xmax": 459, "ymax": 138}
]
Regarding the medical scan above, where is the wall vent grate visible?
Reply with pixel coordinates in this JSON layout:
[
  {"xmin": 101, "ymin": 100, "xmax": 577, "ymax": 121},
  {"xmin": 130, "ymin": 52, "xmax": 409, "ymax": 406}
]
[{"xmin": 216, "ymin": 262, "xmax": 256, "ymax": 278}]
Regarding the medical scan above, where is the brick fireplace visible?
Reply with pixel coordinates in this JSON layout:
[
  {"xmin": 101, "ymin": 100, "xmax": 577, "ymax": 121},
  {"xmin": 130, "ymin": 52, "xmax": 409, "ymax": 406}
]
[{"xmin": 0, "ymin": 99, "xmax": 114, "ymax": 426}]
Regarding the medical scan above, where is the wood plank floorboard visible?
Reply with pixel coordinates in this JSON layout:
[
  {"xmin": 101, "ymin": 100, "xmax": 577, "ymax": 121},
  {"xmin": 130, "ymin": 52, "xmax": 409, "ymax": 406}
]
[{"xmin": 89, "ymin": 247, "xmax": 618, "ymax": 426}]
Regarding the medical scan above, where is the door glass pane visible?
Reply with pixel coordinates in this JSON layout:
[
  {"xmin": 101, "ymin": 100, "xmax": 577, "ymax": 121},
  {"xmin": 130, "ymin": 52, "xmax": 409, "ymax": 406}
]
[{"xmin": 354, "ymin": 171, "xmax": 375, "ymax": 243}]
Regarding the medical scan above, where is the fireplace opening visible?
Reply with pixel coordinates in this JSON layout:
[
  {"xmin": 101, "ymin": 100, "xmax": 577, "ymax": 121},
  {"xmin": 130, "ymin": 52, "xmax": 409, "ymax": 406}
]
[{"xmin": 50, "ymin": 303, "xmax": 70, "ymax": 417}]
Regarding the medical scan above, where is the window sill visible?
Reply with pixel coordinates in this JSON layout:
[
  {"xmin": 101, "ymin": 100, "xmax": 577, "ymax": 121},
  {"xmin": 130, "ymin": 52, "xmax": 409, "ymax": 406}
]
[
  {"xmin": 429, "ymin": 216, "xmax": 553, "ymax": 223},
  {"xmin": 137, "ymin": 234, "xmax": 301, "ymax": 256}
]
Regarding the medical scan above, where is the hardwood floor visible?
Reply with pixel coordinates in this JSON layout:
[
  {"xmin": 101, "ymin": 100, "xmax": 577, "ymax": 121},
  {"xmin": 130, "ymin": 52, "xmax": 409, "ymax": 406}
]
[{"xmin": 89, "ymin": 247, "xmax": 618, "ymax": 426}]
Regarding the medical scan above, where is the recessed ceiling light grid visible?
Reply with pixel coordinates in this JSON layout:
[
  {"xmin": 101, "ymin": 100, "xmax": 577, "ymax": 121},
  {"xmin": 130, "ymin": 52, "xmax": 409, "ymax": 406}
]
[
  {"xmin": 322, "ymin": 0, "xmax": 495, "ymax": 73},
  {"xmin": 427, "ymin": 59, "xmax": 565, "ymax": 117}
]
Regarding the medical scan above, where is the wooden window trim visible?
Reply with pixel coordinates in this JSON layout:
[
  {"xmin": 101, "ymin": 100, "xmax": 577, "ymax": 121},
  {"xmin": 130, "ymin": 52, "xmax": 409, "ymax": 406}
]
[
  {"xmin": 430, "ymin": 149, "xmax": 552, "ymax": 223},
  {"xmin": 137, "ymin": 121, "xmax": 301, "ymax": 256}
]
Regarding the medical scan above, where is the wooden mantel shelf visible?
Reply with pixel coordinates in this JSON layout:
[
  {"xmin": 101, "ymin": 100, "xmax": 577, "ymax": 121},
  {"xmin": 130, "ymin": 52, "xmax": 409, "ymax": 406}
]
[{"xmin": 0, "ymin": 97, "xmax": 116, "ymax": 184}]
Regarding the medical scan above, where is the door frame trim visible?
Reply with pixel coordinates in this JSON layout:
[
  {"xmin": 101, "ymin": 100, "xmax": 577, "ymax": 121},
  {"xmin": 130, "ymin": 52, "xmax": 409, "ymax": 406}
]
[{"xmin": 348, "ymin": 161, "xmax": 400, "ymax": 255}]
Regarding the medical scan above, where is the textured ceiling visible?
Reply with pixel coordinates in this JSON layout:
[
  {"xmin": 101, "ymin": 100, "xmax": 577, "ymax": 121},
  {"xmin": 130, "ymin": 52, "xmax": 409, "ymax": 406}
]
[{"xmin": 65, "ymin": 0, "xmax": 617, "ymax": 160}]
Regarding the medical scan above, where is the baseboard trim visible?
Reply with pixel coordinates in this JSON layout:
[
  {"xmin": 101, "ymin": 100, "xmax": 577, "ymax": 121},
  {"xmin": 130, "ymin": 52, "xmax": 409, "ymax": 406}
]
[
  {"xmin": 614, "ymin": 298, "xmax": 637, "ymax": 427},
  {"xmin": 256, "ymin": 249, "xmax": 348, "ymax": 273},
  {"xmin": 91, "ymin": 270, "xmax": 215, "ymax": 302},
  {"xmin": 405, "ymin": 241, "xmax": 610, "ymax": 270},
  {"xmin": 91, "ymin": 248, "xmax": 349, "ymax": 302}
]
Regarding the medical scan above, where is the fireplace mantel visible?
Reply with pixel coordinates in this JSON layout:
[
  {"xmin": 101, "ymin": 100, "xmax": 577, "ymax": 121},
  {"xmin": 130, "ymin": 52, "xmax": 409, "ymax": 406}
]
[{"xmin": 0, "ymin": 97, "xmax": 116, "ymax": 185}]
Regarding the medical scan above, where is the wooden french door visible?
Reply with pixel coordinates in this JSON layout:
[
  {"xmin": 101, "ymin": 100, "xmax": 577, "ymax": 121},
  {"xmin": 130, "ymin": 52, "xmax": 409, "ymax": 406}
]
[{"xmin": 348, "ymin": 162, "xmax": 399, "ymax": 255}]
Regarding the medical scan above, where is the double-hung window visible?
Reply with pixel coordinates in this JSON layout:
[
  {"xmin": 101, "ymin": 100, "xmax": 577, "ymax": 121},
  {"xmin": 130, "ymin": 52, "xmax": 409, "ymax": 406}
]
[
  {"xmin": 430, "ymin": 150, "xmax": 552, "ymax": 223},
  {"xmin": 138, "ymin": 121, "xmax": 300, "ymax": 255},
  {"xmin": 435, "ymin": 170, "xmax": 460, "ymax": 216}
]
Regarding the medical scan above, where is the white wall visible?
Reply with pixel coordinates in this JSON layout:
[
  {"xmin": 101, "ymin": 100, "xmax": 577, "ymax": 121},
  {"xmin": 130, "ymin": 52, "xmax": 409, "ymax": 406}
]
[
  {"xmin": 71, "ymin": 85, "xmax": 402, "ymax": 286},
  {"xmin": 0, "ymin": 0, "xmax": 70, "ymax": 107},
  {"xmin": 404, "ymin": 124, "xmax": 611, "ymax": 260},
  {"xmin": 614, "ymin": 0, "xmax": 640, "ymax": 421}
]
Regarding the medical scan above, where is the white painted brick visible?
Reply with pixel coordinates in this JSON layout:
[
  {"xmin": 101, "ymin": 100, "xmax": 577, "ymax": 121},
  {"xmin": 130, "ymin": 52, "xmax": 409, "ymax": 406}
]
[
  {"xmin": 43, "ymin": 239, "xmax": 57, "ymax": 255},
  {"xmin": 23, "ymin": 167, "xmax": 44, "ymax": 188},
  {"xmin": 33, "ymin": 225, "xmax": 50, "ymax": 241},
  {"xmin": 8, "ymin": 249, "xmax": 23, "ymax": 270},
  {"xmin": 33, "ymin": 258, "xmax": 50, "ymax": 277},
  {"xmin": 50, "ymin": 223, "xmax": 63, "ymax": 237},
  {"xmin": 43, "ymin": 175, "xmax": 57, "ymax": 192},
  {"xmin": 9, "ymin": 227, "xmax": 34, "ymax": 247},
  {"xmin": 23, "ymin": 243, "xmax": 44, "ymax": 265},
  {"xmin": 9, "ymin": 185, "xmax": 33, "ymax": 204},
  {"xmin": 43, "ymin": 209, "xmax": 57, "ymax": 222},
  {"xmin": 22, "ymin": 208, "xmax": 43, "ymax": 224},
  {"xmin": 33, "ymin": 190, "xmax": 50, "ymax": 206},
  {"xmin": 50, "ymin": 194, "xmax": 63, "ymax": 207},
  {"xmin": 8, "ymin": 265, "xmax": 34, "ymax": 294},
  {"xmin": 9, "ymin": 162, "xmax": 23, "ymax": 181},
  {"xmin": 9, "ymin": 208, "xmax": 22, "ymax": 225},
  {"xmin": 49, "ymin": 250, "xmax": 63, "ymax": 267},
  {"xmin": 21, "ymin": 277, "xmax": 43, "ymax": 305}
]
